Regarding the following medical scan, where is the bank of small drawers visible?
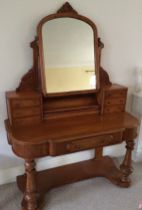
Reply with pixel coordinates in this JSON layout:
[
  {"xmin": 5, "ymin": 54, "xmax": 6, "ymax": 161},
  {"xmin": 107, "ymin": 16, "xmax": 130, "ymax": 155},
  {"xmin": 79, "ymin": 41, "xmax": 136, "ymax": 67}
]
[
  {"xmin": 6, "ymin": 92, "xmax": 42, "ymax": 126},
  {"xmin": 104, "ymin": 88, "xmax": 127, "ymax": 114}
]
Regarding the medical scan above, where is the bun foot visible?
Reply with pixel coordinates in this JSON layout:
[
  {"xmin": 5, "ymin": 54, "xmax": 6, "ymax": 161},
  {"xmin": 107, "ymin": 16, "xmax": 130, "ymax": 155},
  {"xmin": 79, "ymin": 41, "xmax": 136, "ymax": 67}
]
[
  {"xmin": 117, "ymin": 176, "xmax": 131, "ymax": 188},
  {"xmin": 22, "ymin": 194, "xmax": 44, "ymax": 210}
]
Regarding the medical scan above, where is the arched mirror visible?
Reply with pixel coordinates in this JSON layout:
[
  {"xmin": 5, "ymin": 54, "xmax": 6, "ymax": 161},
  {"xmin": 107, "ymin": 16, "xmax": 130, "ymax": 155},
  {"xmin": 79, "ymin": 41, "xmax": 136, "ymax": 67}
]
[{"xmin": 38, "ymin": 2, "xmax": 100, "ymax": 96}]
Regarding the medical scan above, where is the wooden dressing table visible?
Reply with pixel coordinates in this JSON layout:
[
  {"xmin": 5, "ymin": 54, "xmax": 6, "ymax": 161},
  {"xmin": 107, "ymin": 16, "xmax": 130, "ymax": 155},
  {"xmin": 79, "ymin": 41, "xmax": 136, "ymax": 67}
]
[{"xmin": 5, "ymin": 2, "xmax": 139, "ymax": 210}]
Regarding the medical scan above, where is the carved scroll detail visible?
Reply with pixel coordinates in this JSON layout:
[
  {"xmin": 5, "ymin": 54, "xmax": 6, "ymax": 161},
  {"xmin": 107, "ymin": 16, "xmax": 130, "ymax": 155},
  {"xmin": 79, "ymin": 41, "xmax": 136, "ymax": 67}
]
[
  {"xmin": 100, "ymin": 67, "xmax": 112, "ymax": 87},
  {"xmin": 57, "ymin": 2, "xmax": 78, "ymax": 14},
  {"xmin": 98, "ymin": 38, "xmax": 104, "ymax": 49},
  {"xmin": 16, "ymin": 69, "xmax": 36, "ymax": 92}
]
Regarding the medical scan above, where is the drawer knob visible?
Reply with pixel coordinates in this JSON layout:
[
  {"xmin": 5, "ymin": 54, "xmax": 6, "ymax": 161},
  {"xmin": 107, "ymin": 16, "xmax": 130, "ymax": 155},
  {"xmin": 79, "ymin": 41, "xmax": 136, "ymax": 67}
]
[
  {"xmin": 110, "ymin": 135, "xmax": 113, "ymax": 139},
  {"xmin": 67, "ymin": 144, "xmax": 81, "ymax": 150}
]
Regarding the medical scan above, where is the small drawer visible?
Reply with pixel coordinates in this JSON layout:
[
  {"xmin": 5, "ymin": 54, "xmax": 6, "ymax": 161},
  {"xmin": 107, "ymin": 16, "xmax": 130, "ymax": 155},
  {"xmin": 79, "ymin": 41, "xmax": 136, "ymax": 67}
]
[
  {"xmin": 105, "ymin": 90, "xmax": 127, "ymax": 99},
  {"xmin": 12, "ymin": 99, "xmax": 40, "ymax": 108},
  {"xmin": 105, "ymin": 98, "xmax": 126, "ymax": 106},
  {"xmin": 104, "ymin": 105, "xmax": 125, "ymax": 114},
  {"xmin": 13, "ymin": 116, "xmax": 42, "ymax": 126},
  {"xmin": 13, "ymin": 107, "xmax": 41, "ymax": 118}
]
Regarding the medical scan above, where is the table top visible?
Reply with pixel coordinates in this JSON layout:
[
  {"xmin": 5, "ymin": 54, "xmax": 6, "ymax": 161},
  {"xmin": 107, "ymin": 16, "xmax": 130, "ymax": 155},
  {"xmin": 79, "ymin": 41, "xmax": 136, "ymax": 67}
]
[{"xmin": 6, "ymin": 112, "xmax": 139, "ymax": 146}]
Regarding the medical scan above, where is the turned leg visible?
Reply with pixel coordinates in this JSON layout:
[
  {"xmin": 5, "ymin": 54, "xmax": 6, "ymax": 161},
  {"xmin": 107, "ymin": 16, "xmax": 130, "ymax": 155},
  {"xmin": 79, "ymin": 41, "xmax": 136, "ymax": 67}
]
[
  {"xmin": 95, "ymin": 147, "xmax": 103, "ymax": 159},
  {"xmin": 120, "ymin": 139, "xmax": 135, "ymax": 186},
  {"xmin": 22, "ymin": 159, "xmax": 38, "ymax": 210}
]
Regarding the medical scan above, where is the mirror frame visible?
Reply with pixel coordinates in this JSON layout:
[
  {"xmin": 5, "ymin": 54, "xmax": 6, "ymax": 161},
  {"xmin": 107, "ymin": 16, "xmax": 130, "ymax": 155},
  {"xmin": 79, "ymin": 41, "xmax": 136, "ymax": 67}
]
[{"xmin": 37, "ymin": 2, "xmax": 100, "ymax": 97}]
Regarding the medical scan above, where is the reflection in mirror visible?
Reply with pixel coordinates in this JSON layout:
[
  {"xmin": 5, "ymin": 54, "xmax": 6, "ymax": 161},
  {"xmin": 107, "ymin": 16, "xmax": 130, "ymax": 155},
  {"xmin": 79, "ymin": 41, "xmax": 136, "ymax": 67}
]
[{"xmin": 42, "ymin": 18, "xmax": 96, "ymax": 93}]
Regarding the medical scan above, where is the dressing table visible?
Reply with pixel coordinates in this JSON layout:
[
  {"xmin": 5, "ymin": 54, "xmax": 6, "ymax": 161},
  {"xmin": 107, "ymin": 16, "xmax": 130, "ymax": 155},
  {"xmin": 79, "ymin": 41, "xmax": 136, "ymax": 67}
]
[{"xmin": 5, "ymin": 2, "xmax": 139, "ymax": 210}]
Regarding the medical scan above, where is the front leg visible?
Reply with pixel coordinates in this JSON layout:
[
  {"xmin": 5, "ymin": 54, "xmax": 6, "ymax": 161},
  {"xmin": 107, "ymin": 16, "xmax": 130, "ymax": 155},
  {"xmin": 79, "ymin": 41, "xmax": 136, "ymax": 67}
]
[
  {"xmin": 120, "ymin": 140, "xmax": 134, "ymax": 186},
  {"xmin": 119, "ymin": 128, "xmax": 136, "ymax": 187},
  {"xmin": 22, "ymin": 159, "xmax": 40, "ymax": 210}
]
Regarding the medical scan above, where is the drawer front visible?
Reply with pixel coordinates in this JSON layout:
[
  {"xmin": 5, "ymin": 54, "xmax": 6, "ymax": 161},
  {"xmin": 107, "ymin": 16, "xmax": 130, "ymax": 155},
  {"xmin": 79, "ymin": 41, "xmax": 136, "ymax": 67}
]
[
  {"xmin": 57, "ymin": 132, "xmax": 123, "ymax": 153},
  {"xmin": 105, "ymin": 90, "xmax": 127, "ymax": 99},
  {"xmin": 67, "ymin": 132, "xmax": 123, "ymax": 153},
  {"xmin": 104, "ymin": 105, "xmax": 125, "ymax": 114},
  {"xmin": 12, "ymin": 99, "xmax": 40, "ymax": 108},
  {"xmin": 13, "ymin": 116, "xmax": 42, "ymax": 126},
  {"xmin": 104, "ymin": 98, "xmax": 126, "ymax": 106},
  {"xmin": 13, "ymin": 107, "xmax": 41, "ymax": 118}
]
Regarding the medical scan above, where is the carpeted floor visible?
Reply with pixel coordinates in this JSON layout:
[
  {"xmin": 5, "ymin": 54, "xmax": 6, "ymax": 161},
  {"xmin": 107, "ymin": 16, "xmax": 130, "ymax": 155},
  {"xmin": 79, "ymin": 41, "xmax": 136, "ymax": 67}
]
[{"xmin": 0, "ymin": 161, "xmax": 142, "ymax": 210}]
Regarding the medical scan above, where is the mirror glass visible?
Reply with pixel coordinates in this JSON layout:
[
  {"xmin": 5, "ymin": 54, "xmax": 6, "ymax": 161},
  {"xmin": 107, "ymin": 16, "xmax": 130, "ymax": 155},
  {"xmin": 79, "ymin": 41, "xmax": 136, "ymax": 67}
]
[{"xmin": 42, "ymin": 17, "xmax": 96, "ymax": 93}]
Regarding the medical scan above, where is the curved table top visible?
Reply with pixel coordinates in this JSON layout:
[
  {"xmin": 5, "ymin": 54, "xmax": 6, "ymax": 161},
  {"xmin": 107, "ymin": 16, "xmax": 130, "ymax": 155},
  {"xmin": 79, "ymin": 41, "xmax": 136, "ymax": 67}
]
[{"xmin": 5, "ymin": 112, "xmax": 139, "ymax": 158}]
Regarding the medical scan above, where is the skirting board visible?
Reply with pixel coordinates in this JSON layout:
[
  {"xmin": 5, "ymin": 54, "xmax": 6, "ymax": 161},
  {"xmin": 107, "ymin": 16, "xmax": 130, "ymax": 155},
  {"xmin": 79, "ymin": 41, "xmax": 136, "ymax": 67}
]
[{"xmin": 0, "ymin": 143, "xmax": 139, "ymax": 186}]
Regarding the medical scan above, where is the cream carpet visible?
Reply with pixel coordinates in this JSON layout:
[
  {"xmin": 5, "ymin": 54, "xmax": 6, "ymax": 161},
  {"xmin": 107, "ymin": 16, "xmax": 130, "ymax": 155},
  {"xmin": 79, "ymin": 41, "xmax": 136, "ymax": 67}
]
[{"xmin": 0, "ymin": 161, "xmax": 142, "ymax": 210}]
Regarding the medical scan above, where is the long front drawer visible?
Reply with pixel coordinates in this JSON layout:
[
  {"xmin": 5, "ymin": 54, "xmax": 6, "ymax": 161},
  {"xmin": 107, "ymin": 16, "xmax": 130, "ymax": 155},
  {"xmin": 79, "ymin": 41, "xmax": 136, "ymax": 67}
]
[{"xmin": 49, "ymin": 131, "xmax": 124, "ymax": 156}]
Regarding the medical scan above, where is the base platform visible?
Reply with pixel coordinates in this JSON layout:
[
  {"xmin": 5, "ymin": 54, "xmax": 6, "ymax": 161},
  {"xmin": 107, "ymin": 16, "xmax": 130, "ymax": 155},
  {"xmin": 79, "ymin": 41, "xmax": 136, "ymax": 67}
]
[{"xmin": 17, "ymin": 156, "xmax": 130, "ymax": 194}]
